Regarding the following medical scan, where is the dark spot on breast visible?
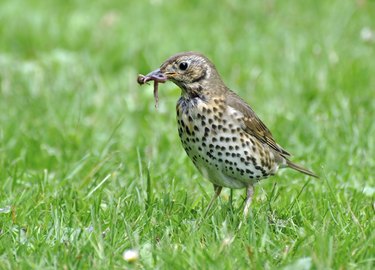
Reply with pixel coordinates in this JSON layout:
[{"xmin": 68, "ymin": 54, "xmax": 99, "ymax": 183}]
[
  {"xmin": 255, "ymin": 165, "xmax": 267, "ymax": 175},
  {"xmin": 185, "ymin": 126, "xmax": 191, "ymax": 135},
  {"xmin": 246, "ymin": 169, "xmax": 254, "ymax": 175}
]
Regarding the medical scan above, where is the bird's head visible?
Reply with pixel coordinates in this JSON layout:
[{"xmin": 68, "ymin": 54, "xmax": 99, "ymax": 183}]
[{"xmin": 144, "ymin": 52, "xmax": 226, "ymax": 98}]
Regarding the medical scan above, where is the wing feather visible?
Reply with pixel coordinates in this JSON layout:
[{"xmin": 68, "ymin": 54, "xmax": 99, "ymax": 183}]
[{"xmin": 226, "ymin": 90, "xmax": 291, "ymax": 157}]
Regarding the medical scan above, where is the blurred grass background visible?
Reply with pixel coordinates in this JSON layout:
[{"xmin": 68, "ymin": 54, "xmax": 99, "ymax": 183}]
[{"xmin": 0, "ymin": 0, "xmax": 374, "ymax": 269}]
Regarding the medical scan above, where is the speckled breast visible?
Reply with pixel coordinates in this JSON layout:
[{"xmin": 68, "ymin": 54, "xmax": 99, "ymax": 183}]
[{"xmin": 176, "ymin": 95, "xmax": 278, "ymax": 189}]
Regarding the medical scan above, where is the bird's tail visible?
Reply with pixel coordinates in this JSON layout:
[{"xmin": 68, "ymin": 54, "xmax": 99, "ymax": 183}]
[{"xmin": 286, "ymin": 160, "xmax": 318, "ymax": 178}]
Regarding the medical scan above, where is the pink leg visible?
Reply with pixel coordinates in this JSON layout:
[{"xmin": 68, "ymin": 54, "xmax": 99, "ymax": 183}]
[
  {"xmin": 243, "ymin": 185, "xmax": 254, "ymax": 218},
  {"xmin": 203, "ymin": 185, "xmax": 222, "ymax": 217}
]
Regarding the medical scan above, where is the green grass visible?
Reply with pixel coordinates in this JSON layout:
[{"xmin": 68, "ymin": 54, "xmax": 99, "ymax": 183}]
[{"xmin": 0, "ymin": 0, "xmax": 374, "ymax": 269}]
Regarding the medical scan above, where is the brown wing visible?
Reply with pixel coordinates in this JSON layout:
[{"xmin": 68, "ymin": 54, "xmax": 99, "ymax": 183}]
[{"xmin": 226, "ymin": 90, "xmax": 291, "ymax": 157}]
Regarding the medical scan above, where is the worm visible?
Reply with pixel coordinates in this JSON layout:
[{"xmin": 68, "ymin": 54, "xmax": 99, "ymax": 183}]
[
  {"xmin": 137, "ymin": 73, "xmax": 165, "ymax": 109},
  {"xmin": 153, "ymin": 80, "xmax": 159, "ymax": 109}
]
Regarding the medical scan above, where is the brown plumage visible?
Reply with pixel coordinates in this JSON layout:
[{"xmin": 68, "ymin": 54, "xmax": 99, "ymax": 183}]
[{"xmin": 140, "ymin": 51, "xmax": 318, "ymax": 217}]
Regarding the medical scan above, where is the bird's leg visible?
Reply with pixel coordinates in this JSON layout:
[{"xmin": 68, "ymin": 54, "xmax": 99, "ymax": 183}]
[
  {"xmin": 238, "ymin": 185, "xmax": 255, "ymax": 230},
  {"xmin": 243, "ymin": 185, "xmax": 254, "ymax": 218},
  {"xmin": 203, "ymin": 185, "xmax": 222, "ymax": 218}
]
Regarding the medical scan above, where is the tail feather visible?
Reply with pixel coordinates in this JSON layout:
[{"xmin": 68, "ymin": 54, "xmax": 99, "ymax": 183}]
[{"xmin": 286, "ymin": 160, "xmax": 318, "ymax": 178}]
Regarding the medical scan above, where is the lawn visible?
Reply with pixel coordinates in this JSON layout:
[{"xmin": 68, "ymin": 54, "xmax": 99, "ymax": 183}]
[{"xmin": 0, "ymin": 0, "xmax": 374, "ymax": 269}]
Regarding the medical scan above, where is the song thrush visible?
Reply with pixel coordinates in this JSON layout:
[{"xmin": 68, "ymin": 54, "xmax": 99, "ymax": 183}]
[{"xmin": 139, "ymin": 52, "xmax": 318, "ymax": 217}]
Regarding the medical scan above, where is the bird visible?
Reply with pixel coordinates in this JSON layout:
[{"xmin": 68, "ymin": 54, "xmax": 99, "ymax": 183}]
[{"xmin": 141, "ymin": 52, "xmax": 318, "ymax": 217}]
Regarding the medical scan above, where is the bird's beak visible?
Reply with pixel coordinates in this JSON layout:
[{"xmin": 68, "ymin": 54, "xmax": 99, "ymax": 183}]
[{"xmin": 144, "ymin": 69, "xmax": 168, "ymax": 83}]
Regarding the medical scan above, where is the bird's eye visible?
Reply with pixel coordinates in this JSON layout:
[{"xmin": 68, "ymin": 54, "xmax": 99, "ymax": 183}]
[{"xmin": 179, "ymin": 62, "xmax": 189, "ymax": 71}]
